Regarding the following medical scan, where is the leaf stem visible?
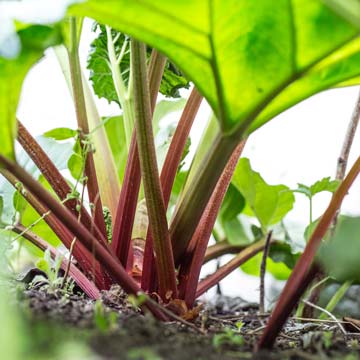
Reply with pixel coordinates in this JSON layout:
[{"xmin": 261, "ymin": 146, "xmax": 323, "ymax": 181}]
[
  {"xmin": 319, "ymin": 280, "xmax": 353, "ymax": 320},
  {"xmin": 68, "ymin": 17, "xmax": 106, "ymax": 237},
  {"xmin": 259, "ymin": 231, "xmax": 272, "ymax": 315},
  {"xmin": 141, "ymin": 87, "xmax": 203, "ymax": 292},
  {"xmin": 170, "ymin": 133, "xmax": 238, "ymax": 264},
  {"xmin": 111, "ymin": 49, "xmax": 166, "ymax": 266},
  {"xmin": 105, "ymin": 25, "xmax": 135, "ymax": 149},
  {"xmin": 196, "ymin": 239, "xmax": 269, "ymax": 298},
  {"xmin": 177, "ymin": 140, "xmax": 245, "ymax": 306},
  {"xmin": 131, "ymin": 39, "xmax": 177, "ymax": 300}
]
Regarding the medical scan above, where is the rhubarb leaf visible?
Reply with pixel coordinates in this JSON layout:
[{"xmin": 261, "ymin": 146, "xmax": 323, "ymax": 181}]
[{"xmin": 71, "ymin": 0, "xmax": 360, "ymax": 135}]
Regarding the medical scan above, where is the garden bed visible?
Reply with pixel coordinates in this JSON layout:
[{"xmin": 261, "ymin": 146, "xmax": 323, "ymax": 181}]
[{"xmin": 17, "ymin": 282, "xmax": 360, "ymax": 360}]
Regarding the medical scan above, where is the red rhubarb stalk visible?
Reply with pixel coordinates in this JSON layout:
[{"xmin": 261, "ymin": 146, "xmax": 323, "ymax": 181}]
[
  {"xmin": 111, "ymin": 50, "xmax": 166, "ymax": 266},
  {"xmin": 17, "ymin": 120, "xmax": 108, "ymax": 246},
  {"xmin": 131, "ymin": 40, "xmax": 177, "ymax": 300},
  {"xmin": 177, "ymin": 141, "xmax": 246, "ymax": 306},
  {"xmin": 141, "ymin": 87, "xmax": 203, "ymax": 292}
]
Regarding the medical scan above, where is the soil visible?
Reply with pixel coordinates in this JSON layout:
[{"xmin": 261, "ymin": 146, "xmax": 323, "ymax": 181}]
[{"xmin": 13, "ymin": 276, "xmax": 360, "ymax": 360}]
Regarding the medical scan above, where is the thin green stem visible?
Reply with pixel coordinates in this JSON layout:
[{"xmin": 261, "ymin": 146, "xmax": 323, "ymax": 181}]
[
  {"xmin": 131, "ymin": 39, "xmax": 177, "ymax": 300},
  {"xmin": 319, "ymin": 280, "xmax": 353, "ymax": 320},
  {"xmin": 106, "ymin": 26, "xmax": 135, "ymax": 149},
  {"xmin": 68, "ymin": 17, "xmax": 106, "ymax": 237}
]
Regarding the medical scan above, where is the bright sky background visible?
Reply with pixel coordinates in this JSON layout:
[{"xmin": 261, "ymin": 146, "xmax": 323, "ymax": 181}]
[{"xmin": 13, "ymin": 19, "xmax": 360, "ymax": 305}]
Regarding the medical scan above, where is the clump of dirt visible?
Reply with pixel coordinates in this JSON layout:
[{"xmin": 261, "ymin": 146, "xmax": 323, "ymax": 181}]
[{"xmin": 17, "ymin": 283, "xmax": 360, "ymax": 360}]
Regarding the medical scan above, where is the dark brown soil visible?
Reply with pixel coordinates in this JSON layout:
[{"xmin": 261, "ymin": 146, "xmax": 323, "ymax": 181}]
[{"xmin": 16, "ymin": 282, "xmax": 360, "ymax": 360}]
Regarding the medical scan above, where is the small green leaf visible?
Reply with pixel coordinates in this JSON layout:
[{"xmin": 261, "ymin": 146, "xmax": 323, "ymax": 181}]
[
  {"xmin": 269, "ymin": 243, "xmax": 300, "ymax": 269},
  {"xmin": 295, "ymin": 177, "xmax": 340, "ymax": 199},
  {"xmin": 44, "ymin": 127, "xmax": 77, "ymax": 140},
  {"xmin": 251, "ymin": 225, "xmax": 264, "ymax": 241},
  {"xmin": 309, "ymin": 177, "xmax": 340, "ymax": 195},
  {"xmin": 232, "ymin": 158, "xmax": 295, "ymax": 230},
  {"xmin": 68, "ymin": 153, "xmax": 84, "ymax": 182}
]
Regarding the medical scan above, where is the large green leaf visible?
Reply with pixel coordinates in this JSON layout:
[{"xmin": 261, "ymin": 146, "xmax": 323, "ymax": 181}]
[
  {"xmin": 232, "ymin": 158, "xmax": 295, "ymax": 230},
  {"xmin": 70, "ymin": 0, "xmax": 360, "ymax": 135},
  {"xmin": 0, "ymin": 25, "xmax": 62, "ymax": 160}
]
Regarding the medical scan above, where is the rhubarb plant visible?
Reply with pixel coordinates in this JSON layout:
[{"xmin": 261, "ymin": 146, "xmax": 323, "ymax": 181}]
[{"xmin": 1, "ymin": 0, "xmax": 360, "ymax": 349}]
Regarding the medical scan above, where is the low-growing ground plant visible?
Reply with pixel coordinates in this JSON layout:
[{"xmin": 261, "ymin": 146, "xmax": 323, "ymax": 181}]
[{"xmin": 1, "ymin": 0, "xmax": 360, "ymax": 352}]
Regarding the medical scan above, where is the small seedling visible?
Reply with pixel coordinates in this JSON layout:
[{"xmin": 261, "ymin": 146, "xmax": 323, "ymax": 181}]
[
  {"xmin": 93, "ymin": 300, "xmax": 118, "ymax": 333},
  {"xmin": 212, "ymin": 325, "xmax": 244, "ymax": 350},
  {"xmin": 127, "ymin": 347, "xmax": 163, "ymax": 360},
  {"xmin": 127, "ymin": 292, "xmax": 148, "ymax": 310},
  {"xmin": 32, "ymin": 249, "xmax": 64, "ymax": 291}
]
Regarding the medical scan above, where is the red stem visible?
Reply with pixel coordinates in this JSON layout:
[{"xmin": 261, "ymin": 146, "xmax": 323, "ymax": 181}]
[
  {"xmin": 111, "ymin": 50, "xmax": 166, "ymax": 267},
  {"xmin": 112, "ymin": 135, "xmax": 141, "ymax": 266},
  {"xmin": 177, "ymin": 141, "xmax": 245, "ymax": 306},
  {"xmin": 204, "ymin": 243, "xmax": 247, "ymax": 263},
  {"xmin": 17, "ymin": 120, "xmax": 108, "ymax": 247},
  {"xmin": 131, "ymin": 40, "xmax": 177, "ymax": 300},
  {"xmin": 141, "ymin": 87, "xmax": 203, "ymax": 292},
  {"xmin": 12, "ymin": 223, "xmax": 100, "ymax": 299},
  {"xmin": 257, "ymin": 155, "xmax": 360, "ymax": 349},
  {"xmin": 196, "ymin": 239, "xmax": 268, "ymax": 299},
  {"xmin": 0, "ymin": 155, "xmax": 167, "ymax": 320}
]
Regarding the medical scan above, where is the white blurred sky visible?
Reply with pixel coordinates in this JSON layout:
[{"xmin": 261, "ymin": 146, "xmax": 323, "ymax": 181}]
[{"xmin": 16, "ymin": 20, "xmax": 360, "ymax": 304}]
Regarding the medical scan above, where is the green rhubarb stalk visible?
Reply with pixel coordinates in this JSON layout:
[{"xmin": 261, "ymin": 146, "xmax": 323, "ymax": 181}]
[
  {"xmin": 105, "ymin": 25, "xmax": 135, "ymax": 150},
  {"xmin": 67, "ymin": 17, "xmax": 107, "ymax": 236}
]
